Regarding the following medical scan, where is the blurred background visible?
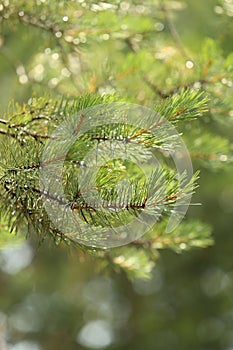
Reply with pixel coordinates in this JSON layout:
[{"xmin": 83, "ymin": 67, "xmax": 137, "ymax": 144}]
[{"xmin": 0, "ymin": 0, "xmax": 233, "ymax": 349}]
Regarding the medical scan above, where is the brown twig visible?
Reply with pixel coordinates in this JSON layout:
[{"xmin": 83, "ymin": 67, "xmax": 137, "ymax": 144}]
[
  {"xmin": 0, "ymin": 119, "xmax": 8, "ymax": 125},
  {"xmin": 143, "ymin": 76, "xmax": 208, "ymax": 98},
  {"xmin": 160, "ymin": 0, "xmax": 191, "ymax": 61},
  {"xmin": 0, "ymin": 129, "xmax": 17, "ymax": 138}
]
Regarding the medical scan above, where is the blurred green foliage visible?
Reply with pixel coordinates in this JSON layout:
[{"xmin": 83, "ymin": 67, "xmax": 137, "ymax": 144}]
[{"xmin": 0, "ymin": 0, "xmax": 233, "ymax": 349}]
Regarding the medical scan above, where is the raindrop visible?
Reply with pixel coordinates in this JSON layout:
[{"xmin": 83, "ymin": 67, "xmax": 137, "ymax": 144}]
[
  {"xmin": 44, "ymin": 47, "xmax": 51, "ymax": 54},
  {"xmin": 19, "ymin": 75, "xmax": 28, "ymax": 84},
  {"xmin": 179, "ymin": 243, "xmax": 187, "ymax": 250},
  {"xmin": 102, "ymin": 33, "xmax": 110, "ymax": 41},
  {"xmin": 121, "ymin": 24, "xmax": 128, "ymax": 30},
  {"xmin": 10, "ymin": 341, "xmax": 41, "ymax": 350},
  {"xmin": 77, "ymin": 320, "xmax": 114, "ymax": 349},
  {"xmin": 155, "ymin": 22, "xmax": 164, "ymax": 31},
  {"xmin": 219, "ymin": 154, "xmax": 228, "ymax": 162},
  {"xmin": 65, "ymin": 35, "xmax": 73, "ymax": 42},
  {"xmin": 48, "ymin": 77, "xmax": 59, "ymax": 88},
  {"xmin": 0, "ymin": 243, "xmax": 33, "ymax": 275},
  {"xmin": 194, "ymin": 81, "xmax": 202, "ymax": 89},
  {"xmin": 120, "ymin": 2, "xmax": 130, "ymax": 11},
  {"xmin": 16, "ymin": 65, "xmax": 25, "ymax": 75},
  {"xmin": 55, "ymin": 31, "xmax": 62, "ymax": 38},
  {"xmin": 186, "ymin": 60, "xmax": 194, "ymax": 69},
  {"xmin": 72, "ymin": 38, "xmax": 80, "ymax": 45},
  {"xmin": 52, "ymin": 53, "xmax": 59, "ymax": 60},
  {"xmin": 214, "ymin": 5, "xmax": 224, "ymax": 14}
]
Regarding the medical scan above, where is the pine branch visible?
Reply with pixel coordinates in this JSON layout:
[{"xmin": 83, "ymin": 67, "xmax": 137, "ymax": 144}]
[
  {"xmin": 0, "ymin": 94, "xmax": 207, "ymax": 267},
  {"xmin": 131, "ymin": 219, "xmax": 213, "ymax": 252},
  {"xmin": 154, "ymin": 88, "xmax": 209, "ymax": 123}
]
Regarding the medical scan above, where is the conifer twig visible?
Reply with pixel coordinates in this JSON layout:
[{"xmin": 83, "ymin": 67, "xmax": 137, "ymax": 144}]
[
  {"xmin": 0, "ymin": 129, "xmax": 17, "ymax": 138},
  {"xmin": 160, "ymin": 0, "xmax": 191, "ymax": 61},
  {"xmin": 0, "ymin": 119, "xmax": 8, "ymax": 125},
  {"xmin": 143, "ymin": 76, "xmax": 208, "ymax": 98}
]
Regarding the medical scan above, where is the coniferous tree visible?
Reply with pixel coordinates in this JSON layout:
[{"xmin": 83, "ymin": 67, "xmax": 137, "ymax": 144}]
[{"xmin": 0, "ymin": 0, "xmax": 232, "ymax": 280}]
